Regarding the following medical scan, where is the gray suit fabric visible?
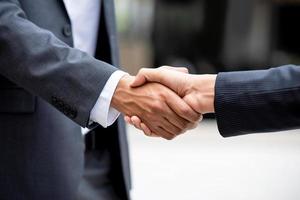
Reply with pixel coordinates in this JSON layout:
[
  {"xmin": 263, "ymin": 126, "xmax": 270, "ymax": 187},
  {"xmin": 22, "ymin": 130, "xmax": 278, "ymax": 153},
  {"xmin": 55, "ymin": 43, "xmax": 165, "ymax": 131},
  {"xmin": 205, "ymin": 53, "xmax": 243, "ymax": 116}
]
[{"xmin": 0, "ymin": 0, "xmax": 130, "ymax": 199}]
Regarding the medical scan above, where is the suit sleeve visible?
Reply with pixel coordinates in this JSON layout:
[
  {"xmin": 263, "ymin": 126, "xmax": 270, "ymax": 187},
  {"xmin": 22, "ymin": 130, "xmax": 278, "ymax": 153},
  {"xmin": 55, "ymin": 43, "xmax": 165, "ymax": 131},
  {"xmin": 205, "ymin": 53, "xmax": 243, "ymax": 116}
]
[
  {"xmin": 215, "ymin": 65, "xmax": 300, "ymax": 137},
  {"xmin": 0, "ymin": 1, "xmax": 118, "ymax": 127}
]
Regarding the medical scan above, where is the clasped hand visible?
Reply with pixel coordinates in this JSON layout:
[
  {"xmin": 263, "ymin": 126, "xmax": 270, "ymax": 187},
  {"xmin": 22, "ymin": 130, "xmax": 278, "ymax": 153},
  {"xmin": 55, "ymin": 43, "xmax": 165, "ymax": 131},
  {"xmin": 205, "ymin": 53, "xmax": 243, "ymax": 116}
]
[{"xmin": 112, "ymin": 66, "xmax": 216, "ymax": 140}]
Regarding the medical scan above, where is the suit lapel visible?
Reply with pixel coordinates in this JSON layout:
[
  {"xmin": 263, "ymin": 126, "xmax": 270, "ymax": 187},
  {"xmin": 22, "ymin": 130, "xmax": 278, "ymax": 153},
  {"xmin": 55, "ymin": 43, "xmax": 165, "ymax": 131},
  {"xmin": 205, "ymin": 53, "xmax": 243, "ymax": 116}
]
[
  {"xmin": 57, "ymin": 0, "xmax": 71, "ymax": 24},
  {"xmin": 56, "ymin": 0, "xmax": 119, "ymax": 67},
  {"xmin": 102, "ymin": 0, "xmax": 119, "ymax": 67}
]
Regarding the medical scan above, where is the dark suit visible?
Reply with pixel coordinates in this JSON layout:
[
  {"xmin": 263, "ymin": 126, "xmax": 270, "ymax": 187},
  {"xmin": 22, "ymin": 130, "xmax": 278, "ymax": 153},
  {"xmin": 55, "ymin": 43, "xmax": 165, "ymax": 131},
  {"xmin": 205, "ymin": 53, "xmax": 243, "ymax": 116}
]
[
  {"xmin": 0, "ymin": 0, "xmax": 130, "ymax": 200},
  {"xmin": 215, "ymin": 65, "xmax": 300, "ymax": 137}
]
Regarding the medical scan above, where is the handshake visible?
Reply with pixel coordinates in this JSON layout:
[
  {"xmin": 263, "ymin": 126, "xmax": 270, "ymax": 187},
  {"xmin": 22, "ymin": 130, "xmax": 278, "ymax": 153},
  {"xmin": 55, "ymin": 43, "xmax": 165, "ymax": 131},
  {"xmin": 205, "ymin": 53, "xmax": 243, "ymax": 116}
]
[{"xmin": 111, "ymin": 66, "xmax": 217, "ymax": 140}]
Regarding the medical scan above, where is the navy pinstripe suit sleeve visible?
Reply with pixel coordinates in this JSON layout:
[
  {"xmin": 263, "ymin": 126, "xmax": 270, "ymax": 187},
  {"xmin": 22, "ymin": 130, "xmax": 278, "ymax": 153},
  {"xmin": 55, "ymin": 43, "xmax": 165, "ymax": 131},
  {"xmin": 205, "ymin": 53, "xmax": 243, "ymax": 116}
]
[{"xmin": 215, "ymin": 65, "xmax": 300, "ymax": 137}]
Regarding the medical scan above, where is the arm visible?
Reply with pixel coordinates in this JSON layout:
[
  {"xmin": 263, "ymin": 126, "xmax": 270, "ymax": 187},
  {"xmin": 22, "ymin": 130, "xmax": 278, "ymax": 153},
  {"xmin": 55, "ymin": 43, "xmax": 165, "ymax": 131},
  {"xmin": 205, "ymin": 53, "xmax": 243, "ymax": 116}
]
[
  {"xmin": 128, "ymin": 65, "xmax": 300, "ymax": 137},
  {"xmin": 215, "ymin": 65, "xmax": 300, "ymax": 136},
  {"xmin": 0, "ymin": 1, "xmax": 117, "ymax": 127}
]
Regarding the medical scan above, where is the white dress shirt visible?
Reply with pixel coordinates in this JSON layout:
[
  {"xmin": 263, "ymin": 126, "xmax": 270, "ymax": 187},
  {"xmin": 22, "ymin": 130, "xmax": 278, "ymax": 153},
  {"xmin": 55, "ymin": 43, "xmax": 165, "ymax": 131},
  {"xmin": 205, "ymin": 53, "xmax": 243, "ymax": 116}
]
[{"xmin": 63, "ymin": 0, "xmax": 126, "ymax": 134}]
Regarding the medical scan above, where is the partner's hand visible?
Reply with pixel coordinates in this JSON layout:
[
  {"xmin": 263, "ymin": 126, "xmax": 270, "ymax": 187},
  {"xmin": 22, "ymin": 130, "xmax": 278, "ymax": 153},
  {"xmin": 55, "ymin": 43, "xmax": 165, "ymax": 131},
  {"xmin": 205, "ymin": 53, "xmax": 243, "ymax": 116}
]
[
  {"xmin": 111, "ymin": 75, "xmax": 202, "ymax": 140},
  {"xmin": 131, "ymin": 66, "xmax": 216, "ymax": 114},
  {"xmin": 125, "ymin": 66, "xmax": 216, "ymax": 135}
]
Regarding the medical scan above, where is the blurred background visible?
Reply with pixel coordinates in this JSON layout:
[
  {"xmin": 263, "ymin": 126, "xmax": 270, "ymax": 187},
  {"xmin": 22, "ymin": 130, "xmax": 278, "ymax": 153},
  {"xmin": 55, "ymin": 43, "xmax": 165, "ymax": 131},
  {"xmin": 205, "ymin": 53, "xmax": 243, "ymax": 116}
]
[
  {"xmin": 115, "ymin": 0, "xmax": 300, "ymax": 199},
  {"xmin": 116, "ymin": 0, "xmax": 300, "ymax": 74}
]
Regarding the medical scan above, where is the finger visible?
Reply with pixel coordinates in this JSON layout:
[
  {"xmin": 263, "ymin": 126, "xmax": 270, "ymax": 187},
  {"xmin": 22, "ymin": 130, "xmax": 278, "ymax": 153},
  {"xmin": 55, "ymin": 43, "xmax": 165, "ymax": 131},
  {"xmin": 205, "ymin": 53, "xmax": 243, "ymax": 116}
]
[
  {"xmin": 164, "ymin": 115, "xmax": 189, "ymax": 132},
  {"xmin": 141, "ymin": 123, "xmax": 155, "ymax": 136},
  {"xmin": 162, "ymin": 102, "xmax": 191, "ymax": 132},
  {"xmin": 129, "ymin": 118, "xmax": 143, "ymax": 131},
  {"xmin": 187, "ymin": 121, "xmax": 199, "ymax": 130},
  {"xmin": 165, "ymin": 91, "xmax": 202, "ymax": 123},
  {"xmin": 153, "ymin": 101, "xmax": 187, "ymax": 135},
  {"xmin": 199, "ymin": 114, "xmax": 203, "ymax": 122},
  {"xmin": 142, "ymin": 121, "xmax": 176, "ymax": 140},
  {"xmin": 124, "ymin": 116, "xmax": 133, "ymax": 125},
  {"xmin": 155, "ymin": 126, "xmax": 177, "ymax": 140},
  {"xmin": 131, "ymin": 68, "xmax": 177, "ymax": 88},
  {"xmin": 133, "ymin": 124, "xmax": 142, "ymax": 131},
  {"xmin": 160, "ymin": 66, "xmax": 189, "ymax": 74},
  {"xmin": 131, "ymin": 68, "xmax": 189, "ymax": 98},
  {"xmin": 140, "ymin": 123, "xmax": 159, "ymax": 137},
  {"xmin": 130, "ymin": 116, "xmax": 158, "ymax": 137},
  {"xmin": 185, "ymin": 114, "xmax": 203, "ymax": 130},
  {"xmin": 131, "ymin": 116, "xmax": 142, "ymax": 129},
  {"xmin": 146, "ymin": 109, "xmax": 182, "ymax": 136},
  {"xmin": 160, "ymin": 116, "xmax": 183, "ymax": 136},
  {"xmin": 131, "ymin": 68, "xmax": 154, "ymax": 87},
  {"xmin": 183, "ymin": 95, "xmax": 203, "ymax": 114}
]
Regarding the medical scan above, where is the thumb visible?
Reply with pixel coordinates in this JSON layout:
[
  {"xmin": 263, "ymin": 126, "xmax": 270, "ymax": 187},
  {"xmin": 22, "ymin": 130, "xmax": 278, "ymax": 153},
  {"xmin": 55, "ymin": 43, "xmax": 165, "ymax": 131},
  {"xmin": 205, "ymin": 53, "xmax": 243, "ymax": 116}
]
[
  {"xmin": 160, "ymin": 66, "xmax": 189, "ymax": 74},
  {"xmin": 131, "ymin": 68, "xmax": 161, "ymax": 87},
  {"xmin": 130, "ymin": 73, "xmax": 147, "ymax": 87},
  {"xmin": 131, "ymin": 67, "xmax": 187, "ymax": 88}
]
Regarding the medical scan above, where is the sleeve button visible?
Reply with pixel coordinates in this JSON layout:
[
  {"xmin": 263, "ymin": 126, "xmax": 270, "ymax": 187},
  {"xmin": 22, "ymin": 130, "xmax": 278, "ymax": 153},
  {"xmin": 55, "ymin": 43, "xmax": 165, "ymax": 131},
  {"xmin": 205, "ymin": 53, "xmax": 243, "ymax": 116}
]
[{"xmin": 63, "ymin": 24, "xmax": 72, "ymax": 37}]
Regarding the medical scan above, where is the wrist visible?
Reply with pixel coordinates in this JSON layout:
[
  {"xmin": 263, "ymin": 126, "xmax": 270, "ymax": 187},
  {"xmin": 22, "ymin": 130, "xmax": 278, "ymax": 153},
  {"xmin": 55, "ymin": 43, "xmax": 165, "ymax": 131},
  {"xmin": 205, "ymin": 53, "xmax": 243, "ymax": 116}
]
[
  {"xmin": 193, "ymin": 74, "xmax": 216, "ymax": 113},
  {"xmin": 111, "ymin": 74, "xmax": 134, "ymax": 113}
]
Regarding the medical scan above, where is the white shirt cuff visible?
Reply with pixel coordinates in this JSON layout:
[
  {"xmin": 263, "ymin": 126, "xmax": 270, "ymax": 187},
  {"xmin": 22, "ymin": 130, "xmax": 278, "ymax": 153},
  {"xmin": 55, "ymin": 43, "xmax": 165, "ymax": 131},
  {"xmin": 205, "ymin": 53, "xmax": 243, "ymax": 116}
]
[{"xmin": 90, "ymin": 70, "xmax": 128, "ymax": 128}]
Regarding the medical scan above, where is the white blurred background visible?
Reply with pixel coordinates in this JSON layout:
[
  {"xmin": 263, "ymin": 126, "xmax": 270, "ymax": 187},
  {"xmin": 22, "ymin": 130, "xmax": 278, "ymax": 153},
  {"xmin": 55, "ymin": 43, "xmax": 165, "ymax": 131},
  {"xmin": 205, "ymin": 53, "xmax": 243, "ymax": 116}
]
[{"xmin": 127, "ymin": 120, "xmax": 300, "ymax": 200}]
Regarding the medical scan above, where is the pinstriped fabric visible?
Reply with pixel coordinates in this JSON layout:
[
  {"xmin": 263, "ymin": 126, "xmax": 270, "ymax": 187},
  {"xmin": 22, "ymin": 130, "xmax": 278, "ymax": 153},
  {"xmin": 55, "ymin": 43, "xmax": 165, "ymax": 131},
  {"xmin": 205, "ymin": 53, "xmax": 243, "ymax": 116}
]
[{"xmin": 215, "ymin": 65, "xmax": 300, "ymax": 137}]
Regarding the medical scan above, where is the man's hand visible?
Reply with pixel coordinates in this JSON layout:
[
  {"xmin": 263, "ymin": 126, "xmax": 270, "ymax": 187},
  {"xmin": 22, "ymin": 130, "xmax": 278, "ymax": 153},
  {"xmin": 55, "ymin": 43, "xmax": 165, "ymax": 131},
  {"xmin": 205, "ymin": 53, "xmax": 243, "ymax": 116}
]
[
  {"xmin": 125, "ymin": 66, "xmax": 217, "ymax": 135},
  {"xmin": 111, "ymin": 74, "xmax": 202, "ymax": 140},
  {"xmin": 131, "ymin": 66, "xmax": 216, "ymax": 113}
]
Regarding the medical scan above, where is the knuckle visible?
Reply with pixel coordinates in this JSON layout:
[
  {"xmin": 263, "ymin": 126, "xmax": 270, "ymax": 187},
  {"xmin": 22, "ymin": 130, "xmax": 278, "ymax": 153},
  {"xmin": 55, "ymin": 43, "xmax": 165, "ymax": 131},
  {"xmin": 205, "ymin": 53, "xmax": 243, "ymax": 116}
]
[
  {"xmin": 181, "ymin": 121, "xmax": 189, "ymax": 130},
  {"xmin": 177, "ymin": 130, "xmax": 185, "ymax": 136},
  {"xmin": 192, "ymin": 122, "xmax": 199, "ymax": 129},
  {"xmin": 190, "ymin": 114, "xmax": 202, "ymax": 124},
  {"xmin": 152, "ymin": 101, "xmax": 164, "ymax": 112},
  {"xmin": 181, "ymin": 107, "xmax": 192, "ymax": 116},
  {"xmin": 176, "ymin": 119, "xmax": 186, "ymax": 128},
  {"xmin": 190, "ymin": 112, "xmax": 200, "ymax": 122},
  {"xmin": 192, "ymin": 114, "xmax": 200, "ymax": 122},
  {"xmin": 173, "ymin": 127, "xmax": 183, "ymax": 135},
  {"xmin": 183, "ymin": 67, "xmax": 189, "ymax": 72},
  {"xmin": 157, "ymin": 91, "xmax": 165, "ymax": 99},
  {"xmin": 151, "ymin": 126, "xmax": 160, "ymax": 133},
  {"xmin": 144, "ymin": 131, "xmax": 152, "ymax": 136},
  {"xmin": 187, "ymin": 123, "xmax": 196, "ymax": 130},
  {"xmin": 199, "ymin": 114, "xmax": 204, "ymax": 122},
  {"xmin": 139, "ymin": 68, "xmax": 146, "ymax": 74},
  {"xmin": 166, "ymin": 135, "xmax": 175, "ymax": 140}
]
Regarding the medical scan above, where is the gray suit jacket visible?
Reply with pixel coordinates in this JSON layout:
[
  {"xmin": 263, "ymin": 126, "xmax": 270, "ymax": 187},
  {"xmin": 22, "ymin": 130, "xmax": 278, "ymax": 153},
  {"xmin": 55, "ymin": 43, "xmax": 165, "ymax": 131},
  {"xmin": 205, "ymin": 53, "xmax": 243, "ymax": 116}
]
[
  {"xmin": 0, "ymin": 0, "xmax": 130, "ymax": 199},
  {"xmin": 215, "ymin": 65, "xmax": 300, "ymax": 137}
]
